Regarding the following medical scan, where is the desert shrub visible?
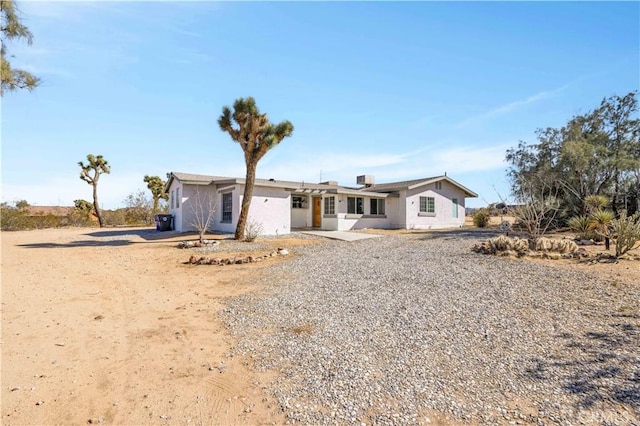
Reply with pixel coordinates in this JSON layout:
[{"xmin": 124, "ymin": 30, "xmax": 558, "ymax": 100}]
[
  {"xmin": 1, "ymin": 202, "xmax": 29, "ymax": 230},
  {"xmin": 244, "ymin": 219, "xmax": 264, "ymax": 242},
  {"xmin": 473, "ymin": 209, "xmax": 490, "ymax": 227},
  {"xmin": 123, "ymin": 191, "xmax": 154, "ymax": 225},
  {"xmin": 532, "ymin": 237, "xmax": 578, "ymax": 254},
  {"xmin": 568, "ymin": 215, "xmax": 596, "ymax": 240},
  {"xmin": 488, "ymin": 235, "xmax": 529, "ymax": 254},
  {"xmin": 68, "ymin": 209, "xmax": 94, "ymax": 227},
  {"xmin": 102, "ymin": 209, "xmax": 127, "ymax": 227},
  {"xmin": 611, "ymin": 210, "xmax": 640, "ymax": 257}
]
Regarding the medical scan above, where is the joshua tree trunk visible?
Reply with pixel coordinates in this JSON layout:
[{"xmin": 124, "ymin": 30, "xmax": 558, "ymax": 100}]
[
  {"xmin": 93, "ymin": 183, "xmax": 104, "ymax": 227},
  {"xmin": 235, "ymin": 160, "xmax": 257, "ymax": 240}
]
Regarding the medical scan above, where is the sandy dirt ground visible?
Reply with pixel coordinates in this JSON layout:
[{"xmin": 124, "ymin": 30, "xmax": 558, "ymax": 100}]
[
  {"xmin": 2, "ymin": 225, "xmax": 638, "ymax": 426},
  {"xmin": 1, "ymin": 227, "xmax": 319, "ymax": 426}
]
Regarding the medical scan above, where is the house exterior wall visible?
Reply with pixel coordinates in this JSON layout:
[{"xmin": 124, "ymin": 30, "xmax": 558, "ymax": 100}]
[
  {"xmin": 168, "ymin": 180, "xmax": 183, "ymax": 231},
  {"xmin": 180, "ymin": 184, "xmax": 218, "ymax": 233},
  {"xmin": 404, "ymin": 182, "xmax": 466, "ymax": 229},
  {"xmin": 168, "ymin": 175, "xmax": 472, "ymax": 235},
  {"xmin": 327, "ymin": 194, "xmax": 395, "ymax": 231},
  {"xmin": 243, "ymin": 185, "xmax": 291, "ymax": 236}
]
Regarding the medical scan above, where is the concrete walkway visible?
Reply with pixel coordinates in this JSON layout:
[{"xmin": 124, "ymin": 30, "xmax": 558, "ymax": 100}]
[{"xmin": 300, "ymin": 230, "xmax": 384, "ymax": 242}]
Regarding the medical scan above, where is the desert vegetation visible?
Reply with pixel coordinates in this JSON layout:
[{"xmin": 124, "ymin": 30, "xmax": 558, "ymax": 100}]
[{"xmin": 471, "ymin": 92, "xmax": 640, "ymax": 258}]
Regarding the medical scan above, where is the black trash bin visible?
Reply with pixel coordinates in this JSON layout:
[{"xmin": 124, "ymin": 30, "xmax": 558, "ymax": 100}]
[{"xmin": 156, "ymin": 214, "xmax": 173, "ymax": 232}]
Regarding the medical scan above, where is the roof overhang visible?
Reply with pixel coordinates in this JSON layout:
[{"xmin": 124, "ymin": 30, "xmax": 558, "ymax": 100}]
[{"xmin": 406, "ymin": 176, "xmax": 478, "ymax": 197}]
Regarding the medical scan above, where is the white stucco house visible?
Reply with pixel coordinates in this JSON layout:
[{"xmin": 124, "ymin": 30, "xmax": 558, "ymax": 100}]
[{"xmin": 165, "ymin": 172, "xmax": 477, "ymax": 235}]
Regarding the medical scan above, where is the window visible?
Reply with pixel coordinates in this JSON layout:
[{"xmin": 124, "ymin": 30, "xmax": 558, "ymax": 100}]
[
  {"xmin": 176, "ymin": 187, "xmax": 180, "ymax": 207},
  {"xmin": 435, "ymin": 182, "xmax": 442, "ymax": 190},
  {"xmin": 452, "ymin": 198, "xmax": 458, "ymax": 218},
  {"xmin": 222, "ymin": 193, "xmax": 232, "ymax": 222},
  {"xmin": 171, "ymin": 189, "xmax": 175, "ymax": 208},
  {"xmin": 347, "ymin": 197, "xmax": 364, "ymax": 214},
  {"xmin": 324, "ymin": 196, "xmax": 335, "ymax": 215},
  {"xmin": 370, "ymin": 198, "xmax": 385, "ymax": 215},
  {"xmin": 419, "ymin": 196, "xmax": 435, "ymax": 214},
  {"xmin": 292, "ymin": 195, "xmax": 307, "ymax": 209}
]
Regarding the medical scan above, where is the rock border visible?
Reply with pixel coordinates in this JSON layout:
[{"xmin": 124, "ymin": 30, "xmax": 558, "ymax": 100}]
[{"xmin": 185, "ymin": 248, "xmax": 289, "ymax": 266}]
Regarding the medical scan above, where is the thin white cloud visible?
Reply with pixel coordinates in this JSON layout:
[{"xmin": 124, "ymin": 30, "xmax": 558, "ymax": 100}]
[{"xmin": 456, "ymin": 84, "xmax": 570, "ymax": 128}]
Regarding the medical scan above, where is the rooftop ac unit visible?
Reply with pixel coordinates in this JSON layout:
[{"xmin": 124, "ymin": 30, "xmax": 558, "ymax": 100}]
[{"xmin": 357, "ymin": 175, "xmax": 375, "ymax": 186}]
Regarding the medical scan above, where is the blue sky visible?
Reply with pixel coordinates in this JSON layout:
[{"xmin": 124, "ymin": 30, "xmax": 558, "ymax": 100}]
[{"xmin": 2, "ymin": 1, "xmax": 638, "ymax": 209}]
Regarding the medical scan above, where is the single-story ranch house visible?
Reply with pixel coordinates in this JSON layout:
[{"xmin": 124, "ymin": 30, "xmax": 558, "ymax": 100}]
[{"xmin": 165, "ymin": 172, "xmax": 477, "ymax": 235}]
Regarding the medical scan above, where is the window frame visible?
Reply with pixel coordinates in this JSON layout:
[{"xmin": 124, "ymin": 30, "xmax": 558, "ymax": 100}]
[
  {"xmin": 324, "ymin": 196, "xmax": 335, "ymax": 215},
  {"xmin": 292, "ymin": 195, "xmax": 308, "ymax": 209},
  {"xmin": 370, "ymin": 198, "xmax": 385, "ymax": 215},
  {"xmin": 221, "ymin": 192, "xmax": 232, "ymax": 222},
  {"xmin": 347, "ymin": 197, "xmax": 364, "ymax": 215},
  {"xmin": 419, "ymin": 196, "xmax": 436, "ymax": 216}
]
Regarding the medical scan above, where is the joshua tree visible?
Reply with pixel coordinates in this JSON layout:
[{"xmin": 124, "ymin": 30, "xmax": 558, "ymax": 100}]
[
  {"xmin": 143, "ymin": 175, "xmax": 168, "ymax": 215},
  {"xmin": 1, "ymin": 0, "xmax": 41, "ymax": 95},
  {"xmin": 78, "ymin": 154, "xmax": 110, "ymax": 227},
  {"xmin": 588, "ymin": 209, "xmax": 615, "ymax": 250},
  {"xmin": 218, "ymin": 97, "xmax": 294, "ymax": 240}
]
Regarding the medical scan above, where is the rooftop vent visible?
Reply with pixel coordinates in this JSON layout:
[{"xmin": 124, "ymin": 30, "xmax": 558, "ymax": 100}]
[
  {"xmin": 320, "ymin": 181, "xmax": 338, "ymax": 186},
  {"xmin": 357, "ymin": 175, "xmax": 375, "ymax": 187}
]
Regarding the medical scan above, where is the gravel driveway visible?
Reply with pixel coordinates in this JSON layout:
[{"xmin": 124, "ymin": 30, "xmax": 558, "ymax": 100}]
[{"xmin": 222, "ymin": 232, "xmax": 640, "ymax": 425}]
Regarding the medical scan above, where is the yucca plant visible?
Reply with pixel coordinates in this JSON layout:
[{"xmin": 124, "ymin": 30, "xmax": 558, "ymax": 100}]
[
  {"xmin": 584, "ymin": 194, "xmax": 609, "ymax": 214},
  {"xmin": 567, "ymin": 215, "xmax": 592, "ymax": 240},
  {"xmin": 588, "ymin": 209, "xmax": 615, "ymax": 250},
  {"xmin": 610, "ymin": 210, "xmax": 640, "ymax": 258}
]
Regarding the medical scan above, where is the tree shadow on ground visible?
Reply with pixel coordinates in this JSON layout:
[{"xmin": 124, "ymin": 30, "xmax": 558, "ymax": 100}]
[
  {"xmin": 85, "ymin": 228, "xmax": 235, "ymax": 242},
  {"xmin": 524, "ymin": 316, "xmax": 640, "ymax": 411},
  {"xmin": 18, "ymin": 239, "xmax": 133, "ymax": 248},
  {"xmin": 84, "ymin": 227, "xmax": 175, "ymax": 241},
  {"xmin": 17, "ymin": 228, "xmax": 237, "ymax": 249},
  {"xmin": 414, "ymin": 227, "xmax": 504, "ymax": 241}
]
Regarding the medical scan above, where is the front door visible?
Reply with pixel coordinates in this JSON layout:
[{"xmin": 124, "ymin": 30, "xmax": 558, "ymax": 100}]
[{"xmin": 312, "ymin": 197, "xmax": 322, "ymax": 227}]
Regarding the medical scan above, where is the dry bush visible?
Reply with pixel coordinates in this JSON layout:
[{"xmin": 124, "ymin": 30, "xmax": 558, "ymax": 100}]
[
  {"xmin": 611, "ymin": 210, "xmax": 640, "ymax": 258},
  {"xmin": 244, "ymin": 219, "xmax": 263, "ymax": 242}
]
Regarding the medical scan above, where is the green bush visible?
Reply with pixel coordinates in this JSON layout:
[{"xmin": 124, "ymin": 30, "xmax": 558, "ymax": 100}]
[
  {"xmin": 473, "ymin": 209, "xmax": 490, "ymax": 227},
  {"xmin": 611, "ymin": 210, "xmax": 640, "ymax": 257},
  {"xmin": 1, "ymin": 202, "xmax": 29, "ymax": 230},
  {"xmin": 568, "ymin": 215, "xmax": 595, "ymax": 240}
]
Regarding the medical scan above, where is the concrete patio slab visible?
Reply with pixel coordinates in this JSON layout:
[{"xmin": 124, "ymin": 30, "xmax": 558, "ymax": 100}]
[{"xmin": 300, "ymin": 230, "xmax": 383, "ymax": 242}]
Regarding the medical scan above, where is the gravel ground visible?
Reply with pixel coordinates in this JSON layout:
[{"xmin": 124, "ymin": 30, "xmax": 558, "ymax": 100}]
[{"xmin": 221, "ymin": 233, "xmax": 640, "ymax": 425}]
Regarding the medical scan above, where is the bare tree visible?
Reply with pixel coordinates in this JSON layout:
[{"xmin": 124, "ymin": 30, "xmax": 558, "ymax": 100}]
[
  {"xmin": 511, "ymin": 176, "xmax": 561, "ymax": 242},
  {"xmin": 189, "ymin": 187, "xmax": 216, "ymax": 243}
]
